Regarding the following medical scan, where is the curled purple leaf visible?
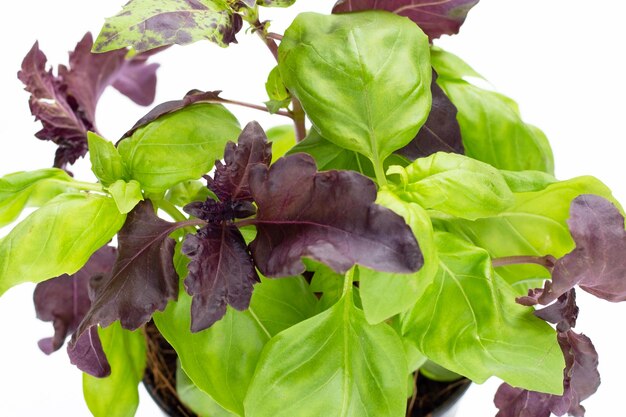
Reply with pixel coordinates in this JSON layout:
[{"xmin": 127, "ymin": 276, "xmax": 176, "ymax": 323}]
[
  {"xmin": 249, "ymin": 153, "xmax": 423, "ymax": 276},
  {"xmin": 67, "ymin": 326, "xmax": 110, "ymax": 378},
  {"xmin": 18, "ymin": 33, "xmax": 160, "ymax": 168},
  {"xmin": 332, "ymin": 0, "xmax": 480, "ymax": 40},
  {"xmin": 206, "ymin": 121, "xmax": 272, "ymax": 202},
  {"xmin": 396, "ymin": 70, "xmax": 464, "ymax": 160},
  {"xmin": 71, "ymin": 201, "xmax": 180, "ymax": 351},
  {"xmin": 528, "ymin": 195, "xmax": 626, "ymax": 305},
  {"xmin": 494, "ymin": 331, "xmax": 600, "ymax": 417},
  {"xmin": 33, "ymin": 246, "xmax": 117, "ymax": 354},
  {"xmin": 182, "ymin": 224, "xmax": 259, "ymax": 332},
  {"xmin": 534, "ymin": 289, "xmax": 579, "ymax": 333}
]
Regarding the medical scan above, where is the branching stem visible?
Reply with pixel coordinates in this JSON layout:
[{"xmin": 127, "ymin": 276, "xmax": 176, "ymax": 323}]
[{"xmin": 491, "ymin": 254, "xmax": 557, "ymax": 270}]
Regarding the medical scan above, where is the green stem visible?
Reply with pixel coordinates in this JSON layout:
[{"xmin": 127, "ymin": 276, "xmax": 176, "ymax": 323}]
[
  {"xmin": 52, "ymin": 179, "xmax": 104, "ymax": 193},
  {"xmin": 342, "ymin": 267, "xmax": 355, "ymax": 298},
  {"xmin": 372, "ymin": 155, "xmax": 388, "ymax": 187},
  {"xmin": 157, "ymin": 199, "xmax": 188, "ymax": 222}
]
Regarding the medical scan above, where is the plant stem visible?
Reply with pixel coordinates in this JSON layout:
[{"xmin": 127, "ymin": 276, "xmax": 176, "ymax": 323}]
[
  {"xmin": 372, "ymin": 156, "xmax": 388, "ymax": 187},
  {"xmin": 52, "ymin": 179, "xmax": 104, "ymax": 193},
  {"xmin": 342, "ymin": 267, "xmax": 355, "ymax": 298},
  {"xmin": 267, "ymin": 32, "xmax": 283, "ymax": 41},
  {"xmin": 157, "ymin": 199, "xmax": 188, "ymax": 222},
  {"xmin": 219, "ymin": 97, "xmax": 292, "ymax": 118},
  {"xmin": 491, "ymin": 255, "xmax": 557, "ymax": 270},
  {"xmin": 253, "ymin": 20, "xmax": 307, "ymax": 141}
]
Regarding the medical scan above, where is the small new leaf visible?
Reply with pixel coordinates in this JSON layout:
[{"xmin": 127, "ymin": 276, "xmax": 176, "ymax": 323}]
[
  {"xmin": 332, "ymin": 0, "xmax": 480, "ymax": 40},
  {"xmin": 249, "ymin": 153, "xmax": 423, "ymax": 276},
  {"xmin": 207, "ymin": 121, "xmax": 272, "ymax": 202},
  {"xmin": 182, "ymin": 224, "xmax": 259, "ymax": 332}
]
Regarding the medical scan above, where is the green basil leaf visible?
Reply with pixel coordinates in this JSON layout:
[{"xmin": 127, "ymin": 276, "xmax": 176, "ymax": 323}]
[
  {"xmin": 165, "ymin": 180, "xmax": 213, "ymax": 207},
  {"xmin": 265, "ymin": 125, "xmax": 296, "ymax": 162},
  {"xmin": 154, "ymin": 247, "xmax": 317, "ymax": 415},
  {"xmin": 279, "ymin": 11, "xmax": 431, "ymax": 168},
  {"xmin": 88, "ymin": 132, "xmax": 127, "ymax": 186},
  {"xmin": 118, "ymin": 103, "xmax": 240, "ymax": 194},
  {"xmin": 499, "ymin": 169, "xmax": 557, "ymax": 193},
  {"xmin": 388, "ymin": 152, "xmax": 514, "ymax": 220},
  {"xmin": 359, "ymin": 188, "xmax": 437, "ymax": 324},
  {"xmin": 0, "ymin": 168, "xmax": 74, "ymax": 227},
  {"xmin": 94, "ymin": 0, "xmax": 240, "ymax": 53},
  {"xmin": 308, "ymin": 261, "xmax": 345, "ymax": 312},
  {"xmin": 402, "ymin": 232, "xmax": 564, "ymax": 394},
  {"xmin": 432, "ymin": 49, "xmax": 554, "ymax": 173},
  {"xmin": 0, "ymin": 193, "xmax": 125, "ymax": 296},
  {"xmin": 265, "ymin": 66, "xmax": 290, "ymax": 102},
  {"xmin": 107, "ymin": 179, "xmax": 144, "ymax": 214},
  {"xmin": 288, "ymin": 128, "xmax": 408, "ymax": 178},
  {"xmin": 439, "ymin": 176, "xmax": 617, "ymax": 294},
  {"xmin": 249, "ymin": 276, "xmax": 318, "ymax": 336},
  {"xmin": 83, "ymin": 322, "xmax": 146, "ymax": 417},
  {"xmin": 244, "ymin": 287, "xmax": 407, "ymax": 417},
  {"xmin": 177, "ymin": 364, "xmax": 237, "ymax": 417}
]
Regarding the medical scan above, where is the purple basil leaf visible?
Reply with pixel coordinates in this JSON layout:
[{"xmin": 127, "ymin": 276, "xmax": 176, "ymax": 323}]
[
  {"xmin": 534, "ymin": 289, "xmax": 579, "ymax": 333},
  {"xmin": 206, "ymin": 121, "xmax": 272, "ymax": 202},
  {"xmin": 494, "ymin": 331, "xmax": 600, "ymax": 417},
  {"xmin": 18, "ymin": 41, "xmax": 89, "ymax": 168},
  {"xmin": 249, "ymin": 153, "xmax": 423, "ymax": 276},
  {"xmin": 18, "ymin": 33, "xmax": 159, "ymax": 168},
  {"xmin": 122, "ymin": 89, "xmax": 223, "ymax": 138},
  {"xmin": 71, "ymin": 200, "xmax": 180, "ymax": 347},
  {"xmin": 67, "ymin": 326, "xmax": 110, "ymax": 378},
  {"xmin": 494, "ymin": 384, "xmax": 552, "ymax": 417},
  {"xmin": 182, "ymin": 224, "xmax": 259, "ymax": 332},
  {"xmin": 531, "ymin": 195, "xmax": 626, "ymax": 305},
  {"xmin": 33, "ymin": 246, "xmax": 117, "ymax": 354},
  {"xmin": 332, "ymin": 0, "xmax": 480, "ymax": 40},
  {"xmin": 396, "ymin": 71, "xmax": 464, "ymax": 160}
]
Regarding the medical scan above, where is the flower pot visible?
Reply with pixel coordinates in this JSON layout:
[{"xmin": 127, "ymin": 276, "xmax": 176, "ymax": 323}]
[{"xmin": 143, "ymin": 322, "xmax": 471, "ymax": 417}]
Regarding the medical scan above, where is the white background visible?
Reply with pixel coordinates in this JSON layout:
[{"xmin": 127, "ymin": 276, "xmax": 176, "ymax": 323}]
[{"xmin": 0, "ymin": 1, "xmax": 625, "ymax": 416}]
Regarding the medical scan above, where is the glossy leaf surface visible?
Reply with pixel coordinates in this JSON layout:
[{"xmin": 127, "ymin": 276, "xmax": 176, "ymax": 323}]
[
  {"xmin": 441, "ymin": 176, "xmax": 615, "ymax": 294},
  {"xmin": 333, "ymin": 0, "xmax": 480, "ymax": 40},
  {"xmin": 402, "ymin": 233, "xmax": 564, "ymax": 393},
  {"xmin": 359, "ymin": 189, "xmax": 437, "ymax": 324},
  {"xmin": 388, "ymin": 152, "xmax": 514, "ymax": 220},
  {"xmin": 88, "ymin": 132, "xmax": 127, "ymax": 186},
  {"xmin": 118, "ymin": 103, "xmax": 240, "ymax": 193},
  {"xmin": 432, "ymin": 49, "xmax": 554, "ymax": 173},
  {"xmin": 0, "ymin": 194, "xmax": 124, "ymax": 296},
  {"xmin": 279, "ymin": 11, "xmax": 432, "ymax": 165},
  {"xmin": 177, "ymin": 365, "xmax": 237, "ymax": 417},
  {"xmin": 249, "ymin": 154, "xmax": 422, "ymax": 276},
  {"xmin": 33, "ymin": 246, "xmax": 116, "ymax": 354},
  {"xmin": 0, "ymin": 168, "xmax": 74, "ymax": 227},
  {"xmin": 107, "ymin": 180, "xmax": 144, "ymax": 214},
  {"xmin": 94, "ymin": 0, "xmax": 242, "ymax": 53},
  {"xmin": 83, "ymin": 323, "xmax": 146, "ymax": 417},
  {"xmin": 245, "ymin": 288, "xmax": 407, "ymax": 417}
]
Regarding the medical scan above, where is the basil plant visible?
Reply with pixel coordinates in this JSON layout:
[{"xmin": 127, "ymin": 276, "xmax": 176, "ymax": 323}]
[{"xmin": 1, "ymin": 1, "xmax": 625, "ymax": 416}]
